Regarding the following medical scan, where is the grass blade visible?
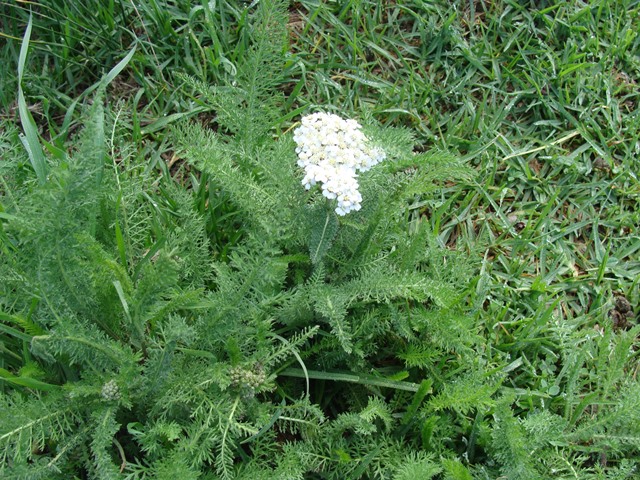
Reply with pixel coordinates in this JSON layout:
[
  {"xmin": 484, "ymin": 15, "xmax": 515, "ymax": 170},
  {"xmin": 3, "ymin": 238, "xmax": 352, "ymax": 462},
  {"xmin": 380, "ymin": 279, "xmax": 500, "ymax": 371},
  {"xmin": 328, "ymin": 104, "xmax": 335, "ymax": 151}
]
[
  {"xmin": 18, "ymin": 13, "xmax": 48, "ymax": 184},
  {"xmin": 0, "ymin": 368, "xmax": 60, "ymax": 391},
  {"xmin": 101, "ymin": 44, "xmax": 137, "ymax": 88},
  {"xmin": 280, "ymin": 368, "xmax": 420, "ymax": 392}
]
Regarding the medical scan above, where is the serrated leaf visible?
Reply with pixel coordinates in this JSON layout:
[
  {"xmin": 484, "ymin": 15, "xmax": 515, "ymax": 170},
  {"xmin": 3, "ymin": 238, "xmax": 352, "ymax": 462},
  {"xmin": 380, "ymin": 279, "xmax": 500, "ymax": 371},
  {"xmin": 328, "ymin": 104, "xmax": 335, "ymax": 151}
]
[{"xmin": 308, "ymin": 205, "xmax": 339, "ymax": 265}]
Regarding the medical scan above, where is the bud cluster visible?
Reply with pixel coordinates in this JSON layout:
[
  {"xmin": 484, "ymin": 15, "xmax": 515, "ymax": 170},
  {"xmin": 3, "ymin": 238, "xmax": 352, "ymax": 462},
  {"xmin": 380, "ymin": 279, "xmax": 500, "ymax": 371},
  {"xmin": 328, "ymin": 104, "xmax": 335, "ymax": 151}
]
[
  {"xmin": 293, "ymin": 112, "xmax": 386, "ymax": 215},
  {"xmin": 229, "ymin": 364, "xmax": 267, "ymax": 399},
  {"xmin": 101, "ymin": 380, "xmax": 121, "ymax": 401}
]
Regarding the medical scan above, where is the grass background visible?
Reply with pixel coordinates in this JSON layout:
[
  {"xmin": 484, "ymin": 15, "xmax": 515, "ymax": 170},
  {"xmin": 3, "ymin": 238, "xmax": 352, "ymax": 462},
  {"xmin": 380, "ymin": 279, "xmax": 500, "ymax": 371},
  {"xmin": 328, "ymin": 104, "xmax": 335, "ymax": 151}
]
[{"xmin": 1, "ymin": 0, "xmax": 639, "ymax": 473}]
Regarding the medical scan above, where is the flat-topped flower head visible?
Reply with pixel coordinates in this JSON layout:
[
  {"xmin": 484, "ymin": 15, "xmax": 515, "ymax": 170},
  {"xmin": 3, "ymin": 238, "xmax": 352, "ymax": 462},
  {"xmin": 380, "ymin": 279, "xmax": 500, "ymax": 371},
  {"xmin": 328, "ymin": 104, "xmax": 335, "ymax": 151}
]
[{"xmin": 294, "ymin": 112, "xmax": 386, "ymax": 215}]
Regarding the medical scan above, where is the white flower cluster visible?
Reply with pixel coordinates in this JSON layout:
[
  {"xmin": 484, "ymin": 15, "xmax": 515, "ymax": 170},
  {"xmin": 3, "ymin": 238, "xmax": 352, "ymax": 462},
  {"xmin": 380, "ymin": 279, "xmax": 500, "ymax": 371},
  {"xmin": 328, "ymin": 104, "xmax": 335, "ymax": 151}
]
[{"xmin": 293, "ymin": 112, "xmax": 386, "ymax": 215}]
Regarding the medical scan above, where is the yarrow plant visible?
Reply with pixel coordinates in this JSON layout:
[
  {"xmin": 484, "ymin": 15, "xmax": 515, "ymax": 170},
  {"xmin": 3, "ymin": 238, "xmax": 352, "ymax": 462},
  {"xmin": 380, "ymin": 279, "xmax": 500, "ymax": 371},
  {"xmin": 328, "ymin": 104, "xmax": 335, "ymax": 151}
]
[
  {"xmin": 3, "ymin": 2, "xmax": 639, "ymax": 479},
  {"xmin": 293, "ymin": 112, "xmax": 386, "ymax": 215}
]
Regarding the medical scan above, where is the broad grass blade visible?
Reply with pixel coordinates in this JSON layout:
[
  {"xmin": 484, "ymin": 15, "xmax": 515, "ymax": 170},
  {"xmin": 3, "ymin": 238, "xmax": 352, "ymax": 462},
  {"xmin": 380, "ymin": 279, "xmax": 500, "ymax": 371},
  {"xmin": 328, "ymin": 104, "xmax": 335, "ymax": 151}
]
[{"xmin": 18, "ymin": 14, "xmax": 48, "ymax": 184}]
